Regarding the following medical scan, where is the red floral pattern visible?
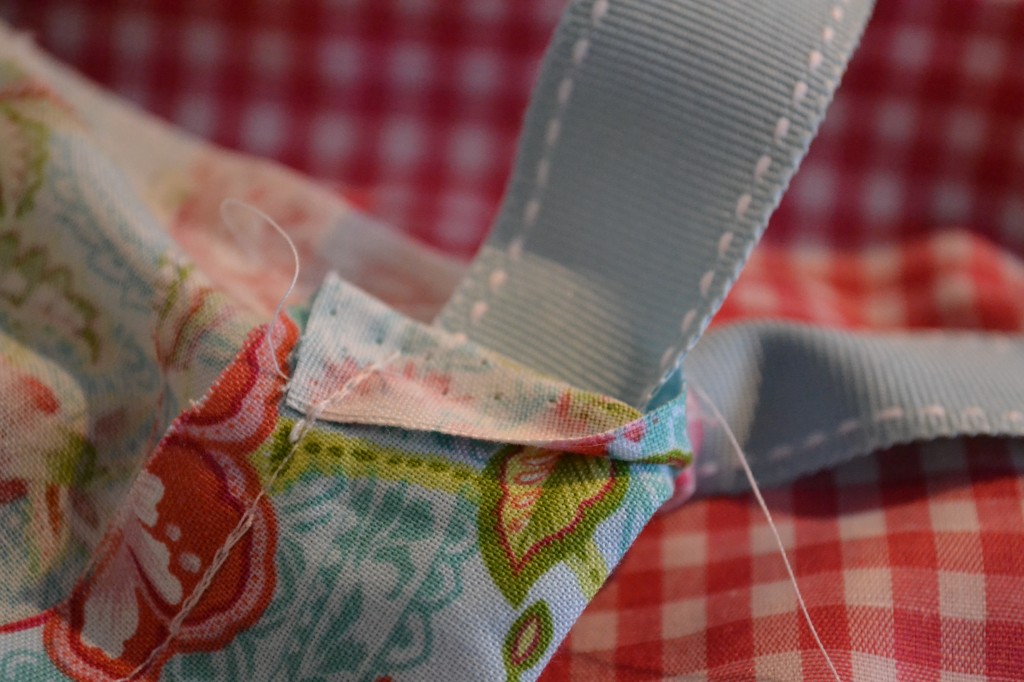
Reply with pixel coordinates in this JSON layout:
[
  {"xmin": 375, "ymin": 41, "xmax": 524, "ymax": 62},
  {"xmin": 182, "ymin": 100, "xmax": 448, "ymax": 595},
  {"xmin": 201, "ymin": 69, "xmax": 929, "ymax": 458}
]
[{"xmin": 41, "ymin": 318, "xmax": 298, "ymax": 681}]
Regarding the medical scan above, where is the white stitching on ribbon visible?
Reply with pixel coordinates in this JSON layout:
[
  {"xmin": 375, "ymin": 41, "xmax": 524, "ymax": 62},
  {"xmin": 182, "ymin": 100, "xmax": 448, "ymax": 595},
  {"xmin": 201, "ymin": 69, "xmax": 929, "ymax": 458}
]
[
  {"xmin": 469, "ymin": 0, "xmax": 611, "ymax": 326},
  {"xmin": 690, "ymin": 404, "xmax": 1024, "ymax": 474},
  {"xmin": 647, "ymin": 0, "xmax": 854, "ymax": 404}
]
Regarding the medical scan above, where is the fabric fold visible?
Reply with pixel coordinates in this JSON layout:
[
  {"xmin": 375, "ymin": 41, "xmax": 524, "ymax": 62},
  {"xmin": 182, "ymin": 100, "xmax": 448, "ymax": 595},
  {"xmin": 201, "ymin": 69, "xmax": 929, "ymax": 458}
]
[
  {"xmin": 687, "ymin": 322, "xmax": 1024, "ymax": 494},
  {"xmin": 287, "ymin": 273, "xmax": 693, "ymax": 466}
]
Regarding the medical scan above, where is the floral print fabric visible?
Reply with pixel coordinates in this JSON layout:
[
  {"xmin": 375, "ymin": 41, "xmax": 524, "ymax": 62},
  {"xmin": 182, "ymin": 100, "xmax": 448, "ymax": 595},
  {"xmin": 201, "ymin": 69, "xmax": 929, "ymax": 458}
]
[
  {"xmin": 1, "ymin": 290, "xmax": 685, "ymax": 680},
  {"xmin": 0, "ymin": 21, "xmax": 692, "ymax": 682}
]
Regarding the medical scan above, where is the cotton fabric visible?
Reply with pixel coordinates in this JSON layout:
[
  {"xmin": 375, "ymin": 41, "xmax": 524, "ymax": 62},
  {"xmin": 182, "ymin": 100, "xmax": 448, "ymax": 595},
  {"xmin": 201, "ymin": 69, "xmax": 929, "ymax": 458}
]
[{"xmin": 0, "ymin": 0, "xmax": 1023, "ymax": 680}]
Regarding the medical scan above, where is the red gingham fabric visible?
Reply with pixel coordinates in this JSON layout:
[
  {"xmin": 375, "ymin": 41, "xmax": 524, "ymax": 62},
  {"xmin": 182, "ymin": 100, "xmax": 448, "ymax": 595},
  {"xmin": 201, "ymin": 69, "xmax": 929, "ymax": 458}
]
[
  {"xmin": 3, "ymin": 0, "xmax": 1024, "ymax": 679},
  {"xmin": 0, "ymin": 0, "xmax": 565, "ymax": 257},
  {"xmin": 4, "ymin": 1, "xmax": 1021, "ymax": 261},
  {"xmin": 768, "ymin": 2, "xmax": 1024, "ymax": 253},
  {"xmin": 545, "ymin": 439, "xmax": 1024, "ymax": 681},
  {"xmin": 543, "ymin": 3, "xmax": 1024, "ymax": 679}
]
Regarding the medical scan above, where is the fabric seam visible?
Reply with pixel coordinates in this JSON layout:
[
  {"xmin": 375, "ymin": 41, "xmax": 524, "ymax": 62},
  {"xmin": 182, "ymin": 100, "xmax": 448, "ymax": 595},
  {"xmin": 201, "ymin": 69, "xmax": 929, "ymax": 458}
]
[
  {"xmin": 696, "ymin": 404, "xmax": 1024, "ymax": 479},
  {"xmin": 118, "ymin": 341, "xmax": 401, "ymax": 681},
  {"xmin": 465, "ymin": 0, "xmax": 611, "ymax": 327}
]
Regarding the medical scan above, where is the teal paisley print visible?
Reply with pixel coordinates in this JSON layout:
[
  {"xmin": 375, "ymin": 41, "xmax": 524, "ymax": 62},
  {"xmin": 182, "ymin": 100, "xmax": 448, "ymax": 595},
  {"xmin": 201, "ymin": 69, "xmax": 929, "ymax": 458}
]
[
  {"xmin": 0, "ymin": 650, "xmax": 54, "ymax": 681},
  {"xmin": 170, "ymin": 427, "xmax": 479, "ymax": 682},
  {"xmin": 0, "ymin": 26, "xmax": 691, "ymax": 682},
  {"xmin": 479, "ymin": 446, "xmax": 629, "ymax": 608}
]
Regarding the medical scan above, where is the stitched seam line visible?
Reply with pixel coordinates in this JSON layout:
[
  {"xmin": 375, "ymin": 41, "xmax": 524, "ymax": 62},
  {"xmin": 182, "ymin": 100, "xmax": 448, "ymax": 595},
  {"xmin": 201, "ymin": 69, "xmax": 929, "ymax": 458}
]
[
  {"xmin": 695, "ymin": 404, "xmax": 1024, "ymax": 478},
  {"xmin": 644, "ymin": 0, "xmax": 855, "ymax": 404},
  {"xmin": 465, "ymin": 0, "xmax": 611, "ymax": 327},
  {"xmin": 292, "ymin": 365, "xmax": 673, "ymax": 462},
  {"xmin": 119, "ymin": 350, "xmax": 401, "ymax": 681},
  {"xmin": 61, "ymin": 323, "xmax": 282, "ymax": 628}
]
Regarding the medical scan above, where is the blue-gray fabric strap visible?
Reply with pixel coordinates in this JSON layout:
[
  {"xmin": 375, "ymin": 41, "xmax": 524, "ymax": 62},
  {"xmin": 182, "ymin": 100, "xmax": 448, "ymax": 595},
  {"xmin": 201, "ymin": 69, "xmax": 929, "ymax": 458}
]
[
  {"xmin": 438, "ymin": 0, "xmax": 875, "ymax": 409},
  {"xmin": 437, "ymin": 0, "xmax": 1024, "ymax": 492},
  {"xmin": 686, "ymin": 323, "xmax": 1024, "ymax": 494}
]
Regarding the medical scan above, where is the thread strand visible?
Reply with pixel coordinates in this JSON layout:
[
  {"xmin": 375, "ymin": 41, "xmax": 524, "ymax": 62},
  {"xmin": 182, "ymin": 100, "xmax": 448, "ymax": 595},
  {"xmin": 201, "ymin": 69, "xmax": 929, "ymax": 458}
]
[
  {"xmin": 689, "ymin": 381, "xmax": 843, "ymax": 682},
  {"xmin": 218, "ymin": 198, "xmax": 300, "ymax": 381}
]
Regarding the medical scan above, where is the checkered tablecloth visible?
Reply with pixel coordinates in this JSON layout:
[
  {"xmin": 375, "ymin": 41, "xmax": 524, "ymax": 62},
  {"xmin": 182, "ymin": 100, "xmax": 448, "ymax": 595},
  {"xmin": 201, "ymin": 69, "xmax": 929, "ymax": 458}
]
[
  {"xmin": 545, "ymin": 3, "xmax": 1024, "ymax": 678},
  {"xmin": 0, "ymin": 0, "xmax": 566, "ymax": 257},
  {"xmin": 2, "ymin": 0, "xmax": 1023, "ymax": 679},
  {"xmin": 546, "ymin": 3, "xmax": 1024, "ymax": 678},
  {"xmin": 547, "ymin": 438, "xmax": 1024, "ymax": 681}
]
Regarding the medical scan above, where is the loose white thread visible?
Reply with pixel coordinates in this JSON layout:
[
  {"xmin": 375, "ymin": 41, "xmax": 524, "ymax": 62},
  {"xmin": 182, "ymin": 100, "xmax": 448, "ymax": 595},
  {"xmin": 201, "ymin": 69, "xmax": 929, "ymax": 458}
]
[
  {"xmin": 119, "ymin": 201, "xmax": 393, "ymax": 680},
  {"xmin": 119, "ymin": 350, "xmax": 402, "ymax": 681},
  {"xmin": 219, "ymin": 198, "xmax": 300, "ymax": 382},
  {"xmin": 75, "ymin": 209, "xmax": 301, "ymax": 650},
  {"xmin": 690, "ymin": 382, "xmax": 843, "ymax": 682}
]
